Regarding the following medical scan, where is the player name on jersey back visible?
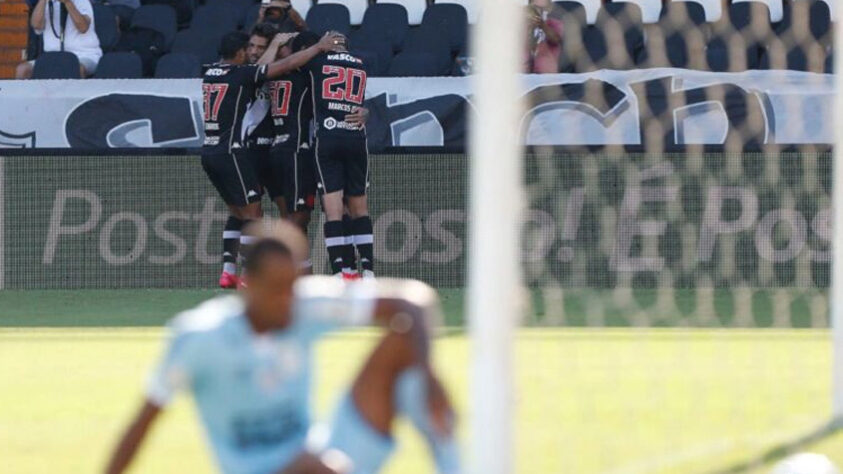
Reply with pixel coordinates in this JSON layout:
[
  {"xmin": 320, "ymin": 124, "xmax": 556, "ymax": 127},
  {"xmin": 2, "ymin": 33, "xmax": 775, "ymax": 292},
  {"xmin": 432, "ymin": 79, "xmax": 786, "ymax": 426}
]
[{"xmin": 308, "ymin": 52, "xmax": 368, "ymax": 138}]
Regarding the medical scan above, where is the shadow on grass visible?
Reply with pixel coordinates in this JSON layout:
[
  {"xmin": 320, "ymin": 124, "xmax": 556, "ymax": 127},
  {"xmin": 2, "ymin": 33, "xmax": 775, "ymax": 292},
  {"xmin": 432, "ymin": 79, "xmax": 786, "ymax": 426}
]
[{"xmin": 711, "ymin": 418, "xmax": 843, "ymax": 474}]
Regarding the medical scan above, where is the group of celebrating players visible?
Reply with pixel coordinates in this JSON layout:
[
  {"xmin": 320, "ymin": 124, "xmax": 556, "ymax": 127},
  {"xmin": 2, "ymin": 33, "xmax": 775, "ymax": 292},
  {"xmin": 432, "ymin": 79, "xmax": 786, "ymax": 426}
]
[
  {"xmin": 200, "ymin": 25, "xmax": 376, "ymax": 289},
  {"xmin": 104, "ymin": 27, "xmax": 460, "ymax": 474}
]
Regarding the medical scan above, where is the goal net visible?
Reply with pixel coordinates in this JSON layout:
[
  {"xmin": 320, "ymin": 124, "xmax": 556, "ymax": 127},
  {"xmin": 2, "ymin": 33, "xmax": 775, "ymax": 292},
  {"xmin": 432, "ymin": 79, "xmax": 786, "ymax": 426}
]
[{"xmin": 468, "ymin": 0, "xmax": 842, "ymax": 472}]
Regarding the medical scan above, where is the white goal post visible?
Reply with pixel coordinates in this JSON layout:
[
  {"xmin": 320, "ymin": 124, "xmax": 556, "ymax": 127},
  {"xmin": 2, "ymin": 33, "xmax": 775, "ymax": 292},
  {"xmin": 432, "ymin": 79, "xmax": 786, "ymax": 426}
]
[
  {"xmin": 831, "ymin": 17, "xmax": 843, "ymax": 421},
  {"xmin": 467, "ymin": 0, "xmax": 526, "ymax": 472}
]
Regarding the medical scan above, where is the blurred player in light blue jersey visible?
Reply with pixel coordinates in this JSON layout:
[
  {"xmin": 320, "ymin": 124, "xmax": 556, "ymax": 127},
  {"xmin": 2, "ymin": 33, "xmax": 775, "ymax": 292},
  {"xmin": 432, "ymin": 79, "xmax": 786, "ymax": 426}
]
[{"xmin": 105, "ymin": 220, "xmax": 459, "ymax": 474}]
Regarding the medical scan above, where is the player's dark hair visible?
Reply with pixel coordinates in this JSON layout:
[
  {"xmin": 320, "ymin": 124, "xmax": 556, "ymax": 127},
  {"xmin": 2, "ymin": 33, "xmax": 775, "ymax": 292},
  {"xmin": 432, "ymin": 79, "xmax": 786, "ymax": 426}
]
[
  {"xmin": 244, "ymin": 238, "xmax": 293, "ymax": 274},
  {"xmin": 291, "ymin": 31, "xmax": 320, "ymax": 52},
  {"xmin": 219, "ymin": 31, "xmax": 251, "ymax": 60},
  {"xmin": 250, "ymin": 22, "xmax": 278, "ymax": 42}
]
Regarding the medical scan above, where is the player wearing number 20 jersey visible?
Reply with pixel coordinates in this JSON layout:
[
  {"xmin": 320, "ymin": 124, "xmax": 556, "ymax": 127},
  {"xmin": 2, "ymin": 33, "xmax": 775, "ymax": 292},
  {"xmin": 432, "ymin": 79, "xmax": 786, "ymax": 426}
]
[
  {"xmin": 306, "ymin": 50, "xmax": 368, "ymax": 196},
  {"xmin": 305, "ymin": 34, "xmax": 376, "ymax": 279}
]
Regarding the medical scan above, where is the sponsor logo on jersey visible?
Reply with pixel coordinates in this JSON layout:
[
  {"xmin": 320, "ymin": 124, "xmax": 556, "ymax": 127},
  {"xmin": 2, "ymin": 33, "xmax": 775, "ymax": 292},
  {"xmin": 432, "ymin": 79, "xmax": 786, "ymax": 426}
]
[
  {"xmin": 205, "ymin": 68, "xmax": 228, "ymax": 76},
  {"xmin": 322, "ymin": 119, "xmax": 363, "ymax": 132},
  {"xmin": 273, "ymin": 134, "xmax": 291, "ymax": 145},
  {"xmin": 204, "ymin": 122, "xmax": 220, "ymax": 131},
  {"xmin": 204, "ymin": 136, "xmax": 220, "ymax": 146},
  {"xmin": 254, "ymin": 137, "xmax": 273, "ymax": 146},
  {"xmin": 326, "ymin": 53, "xmax": 362, "ymax": 64}
]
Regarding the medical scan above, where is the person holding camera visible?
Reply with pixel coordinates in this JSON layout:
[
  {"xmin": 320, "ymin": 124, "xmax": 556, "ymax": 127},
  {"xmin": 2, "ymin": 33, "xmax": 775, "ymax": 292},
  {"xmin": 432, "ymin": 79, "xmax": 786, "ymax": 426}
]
[
  {"xmin": 255, "ymin": 0, "xmax": 307, "ymax": 33},
  {"xmin": 16, "ymin": 0, "xmax": 102, "ymax": 78},
  {"xmin": 525, "ymin": 0, "xmax": 563, "ymax": 73}
]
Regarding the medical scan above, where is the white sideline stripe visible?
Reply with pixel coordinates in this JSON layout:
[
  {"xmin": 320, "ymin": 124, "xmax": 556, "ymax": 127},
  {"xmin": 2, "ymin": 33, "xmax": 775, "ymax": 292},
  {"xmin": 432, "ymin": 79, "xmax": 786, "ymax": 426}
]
[
  {"xmin": 0, "ymin": 156, "xmax": 4, "ymax": 290},
  {"xmin": 604, "ymin": 415, "xmax": 823, "ymax": 474}
]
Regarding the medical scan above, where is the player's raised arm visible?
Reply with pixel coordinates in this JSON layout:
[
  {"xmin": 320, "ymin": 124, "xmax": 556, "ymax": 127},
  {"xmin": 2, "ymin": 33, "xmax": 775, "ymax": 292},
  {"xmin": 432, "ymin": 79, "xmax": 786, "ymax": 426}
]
[
  {"xmin": 257, "ymin": 32, "xmax": 297, "ymax": 65},
  {"xmin": 105, "ymin": 321, "xmax": 200, "ymax": 474},
  {"xmin": 367, "ymin": 280, "xmax": 442, "ymax": 366},
  {"xmin": 104, "ymin": 401, "xmax": 161, "ymax": 474},
  {"xmin": 265, "ymin": 32, "xmax": 344, "ymax": 79}
]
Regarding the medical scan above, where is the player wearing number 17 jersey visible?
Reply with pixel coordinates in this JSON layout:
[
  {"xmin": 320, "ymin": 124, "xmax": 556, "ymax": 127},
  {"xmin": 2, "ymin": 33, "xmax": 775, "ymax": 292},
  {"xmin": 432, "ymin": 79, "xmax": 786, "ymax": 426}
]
[
  {"xmin": 306, "ymin": 33, "xmax": 375, "ymax": 279},
  {"xmin": 201, "ymin": 31, "xmax": 344, "ymax": 289}
]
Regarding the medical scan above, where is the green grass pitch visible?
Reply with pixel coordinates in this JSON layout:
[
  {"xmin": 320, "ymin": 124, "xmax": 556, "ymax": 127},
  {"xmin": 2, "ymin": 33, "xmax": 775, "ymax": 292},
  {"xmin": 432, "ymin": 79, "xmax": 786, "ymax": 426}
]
[{"xmin": 2, "ymin": 290, "xmax": 843, "ymax": 473}]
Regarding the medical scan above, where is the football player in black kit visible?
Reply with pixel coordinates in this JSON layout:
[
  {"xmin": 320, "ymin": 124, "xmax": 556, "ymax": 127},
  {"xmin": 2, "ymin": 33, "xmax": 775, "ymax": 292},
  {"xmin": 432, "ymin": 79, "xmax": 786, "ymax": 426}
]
[
  {"xmin": 242, "ymin": 24, "xmax": 296, "ymax": 219},
  {"xmin": 201, "ymin": 30, "xmax": 344, "ymax": 288},
  {"xmin": 257, "ymin": 31, "xmax": 369, "ymax": 275},
  {"xmin": 302, "ymin": 32, "xmax": 375, "ymax": 279}
]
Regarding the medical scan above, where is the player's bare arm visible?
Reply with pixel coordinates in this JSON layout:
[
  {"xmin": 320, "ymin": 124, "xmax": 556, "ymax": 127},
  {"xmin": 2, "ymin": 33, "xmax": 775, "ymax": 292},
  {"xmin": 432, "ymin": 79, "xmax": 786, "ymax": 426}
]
[
  {"xmin": 104, "ymin": 401, "xmax": 162, "ymax": 474},
  {"xmin": 258, "ymin": 32, "xmax": 298, "ymax": 65},
  {"xmin": 369, "ymin": 285, "xmax": 454, "ymax": 436},
  {"xmin": 266, "ymin": 32, "xmax": 344, "ymax": 79}
]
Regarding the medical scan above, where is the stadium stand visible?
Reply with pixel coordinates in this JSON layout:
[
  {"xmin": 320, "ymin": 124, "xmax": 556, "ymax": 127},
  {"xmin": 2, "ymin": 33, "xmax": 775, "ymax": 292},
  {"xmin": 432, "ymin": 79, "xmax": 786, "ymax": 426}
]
[
  {"xmin": 734, "ymin": 0, "xmax": 783, "ymax": 22},
  {"xmin": 388, "ymin": 50, "xmax": 446, "ymax": 76},
  {"xmin": 808, "ymin": 0, "xmax": 833, "ymax": 46},
  {"xmin": 560, "ymin": 0, "xmax": 601, "ymax": 23},
  {"xmin": 92, "ymin": 3, "xmax": 120, "ymax": 52},
  {"xmin": 154, "ymin": 52, "xmax": 200, "ymax": 77},
  {"xmin": 420, "ymin": 3, "xmax": 468, "ymax": 56},
  {"xmin": 7, "ymin": 0, "xmax": 839, "ymax": 78},
  {"xmin": 680, "ymin": 0, "xmax": 722, "ymax": 22},
  {"xmin": 613, "ymin": 0, "xmax": 662, "ymax": 23},
  {"xmin": 291, "ymin": 0, "xmax": 312, "ymax": 18},
  {"xmin": 645, "ymin": 0, "xmax": 708, "ymax": 69},
  {"xmin": 131, "ymin": 4, "xmax": 177, "ymax": 48},
  {"xmin": 31, "ymin": 51, "xmax": 81, "ymax": 79},
  {"xmin": 378, "ymin": 0, "xmax": 427, "ymax": 25},
  {"xmin": 94, "ymin": 51, "xmax": 143, "ymax": 78},
  {"xmin": 554, "ymin": 0, "xmax": 588, "ymax": 24},
  {"xmin": 318, "ymin": 0, "xmax": 367, "ymax": 25},
  {"xmin": 437, "ymin": 0, "xmax": 479, "ymax": 24},
  {"xmin": 190, "ymin": 3, "xmax": 241, "ymax": 38},
  {"xmin": 142, "ymin": 0, "xmax": 193, "ymax": 26},
  {"xmin": 0, "ymin": 0, "xmax": 29, "ymax": 78},
  {"xmin": 305, "ymin": 2, "xmax": 351, "ymax": 35},
  {"xmin": 358, "ymin": 2, "xmax": 409, "ymax": 53},
  {"xmin": 400, "ymin": 22, "xmax": 452, "ymax": 70},
  {"xmin": 723, "ymin": 0, "xmax": 772, "ymax": 70},
  {"xmin": 242, "ymin": 3, "xmax": 263, "ymax": 31},
  {"xmin": 589, "ymin": 1, "xmax": 647, "ymax": 69},
  {"xmin": 171, "ymin": 28, "xmax": 219, "ymax": 65},
  {"xmin": 349, "ymin": 29, "xmax": 394, "ymax": 75}
]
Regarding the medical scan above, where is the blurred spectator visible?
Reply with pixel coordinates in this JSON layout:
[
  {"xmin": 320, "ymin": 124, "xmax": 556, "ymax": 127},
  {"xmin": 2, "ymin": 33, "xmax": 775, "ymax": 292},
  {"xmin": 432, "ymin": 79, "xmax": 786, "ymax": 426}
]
[
  {"xmin": 17, "ymin": 0, "xmax": 102, "ymax": 78},
  {"xmin": 525, "ymin": 0, "xmax": 563, "ymax": 73},
  {"xmin": 256, "ymin": 0, "xmax": 306, "ymax": 32},
  {"xmin": 106, "ymin": 0, "xmax": 138, "ymax": 31}
]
